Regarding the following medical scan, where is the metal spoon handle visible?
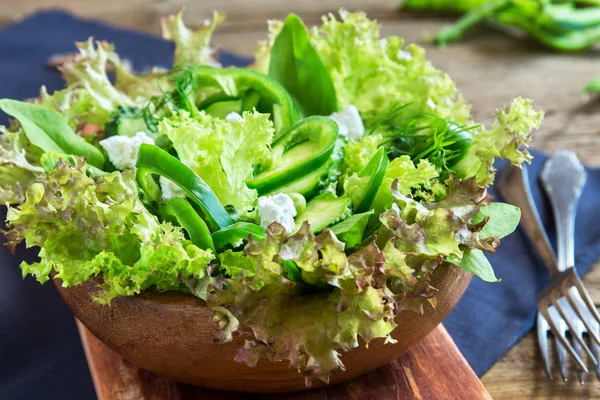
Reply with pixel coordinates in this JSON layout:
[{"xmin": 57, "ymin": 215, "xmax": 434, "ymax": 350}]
[
  {"xmin": 540, "ymin": 150, "xmax": 587, "ymax": 273},
  {"xmin": 497, "ymin": 164, "xmax": 558, "ymax": 275}
]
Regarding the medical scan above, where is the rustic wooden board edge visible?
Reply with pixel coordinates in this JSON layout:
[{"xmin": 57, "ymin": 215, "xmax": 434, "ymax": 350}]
[{"xmin": 75, "ymin": 320, "xmax": 490, "ymax": 400}]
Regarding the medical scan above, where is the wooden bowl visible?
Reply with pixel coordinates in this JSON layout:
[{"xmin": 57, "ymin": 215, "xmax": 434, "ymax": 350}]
[{"xmin": 54, "ymin": 264, "xmax": 472, "ymax": 393}]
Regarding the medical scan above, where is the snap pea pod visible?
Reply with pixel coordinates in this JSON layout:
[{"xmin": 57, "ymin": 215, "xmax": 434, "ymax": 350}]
[
  {"xmin": 354, "ymin": 147, "xmax": 389, "ymax": 214},
  {"xmin": 160, "ymin": 198, "xmax": 216, "ymax": 252},
  {"xmin": 136, "ymin": 144, "xmax": 232, "ymax": 231},
  {"xmin": 211, "ymin": 222, "xmax": 267, "ymax": 252},
  {"xmin": 248, "ymin": 116, "xmax": 338, "ymax": 194}
]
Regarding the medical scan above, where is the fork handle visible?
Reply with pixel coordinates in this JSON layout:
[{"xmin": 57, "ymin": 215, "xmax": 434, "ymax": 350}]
[
  {"xmin": 497, "ymin": 164, "xmax": 558, "ymax": 275},
  {"xmin": 540, "ymin": 151, "xmax": 587, "ymax": 273}
]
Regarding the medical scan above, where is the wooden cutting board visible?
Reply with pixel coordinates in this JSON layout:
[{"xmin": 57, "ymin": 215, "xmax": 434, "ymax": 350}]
[{"xmin": 76, "ymin": 321, "xmax": 490, "ymax": 400}]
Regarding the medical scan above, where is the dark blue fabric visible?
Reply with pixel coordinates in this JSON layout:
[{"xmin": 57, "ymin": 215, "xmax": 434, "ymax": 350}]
[{"xmin": 1, "ymin": 10, "xmax": 599, "ymax": 398}]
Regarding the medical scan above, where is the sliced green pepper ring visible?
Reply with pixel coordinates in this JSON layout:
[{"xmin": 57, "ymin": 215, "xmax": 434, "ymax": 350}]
[
  {"xmin": 160, "ymin": 198, "xmax": 215, "ymax": 252},
  {"xmin": 354, "ymin": 147, "xmax": 389, "ymax": 213},
  {"xmin": 136, "ymin": 144, "xmax": 232, "ymax": 231},
  {"xmin": 211, "ymin": 222, "xmax": 267, "ymax": 252},
  {"xmin": 248, "ymin": 116, "xmax": 338, "ymax": 194},
  {"xmin": 188, "ymin": 66, "xmax": 301, "ymax": 140}
]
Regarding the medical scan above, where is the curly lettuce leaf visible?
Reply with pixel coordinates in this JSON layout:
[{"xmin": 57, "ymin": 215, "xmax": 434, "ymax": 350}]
[
  {"xmin": 161, "ymin": 10, "xmax": 225, "ymax": 66},
  {"xmin": 370, "ymin": 156, "xmax": 440, "ymax": 215},
  {"xmin": 4, "ymin": 159, "xmax": 213, "ymax": 303},
  {"xmin": 309, "ymin": 10, "xmax": 472, "ymax": 124},
  {"xmin": 0, "ymin": 126, "xmax": 44, "ymax": 203},
  {"xmin": 209, "ymin": 223, "xmax": 396, "ymax": 383},
  {"xmin": 159, "ymin": 110, "xmax": 274, "ymax": 213},
  {"xmin": 58, "ymin": 39, "xmax": 162, "ymax": 126},
  {"xmin": 454, "ymin": 97, "xmax": 544, "ymax": 185}
]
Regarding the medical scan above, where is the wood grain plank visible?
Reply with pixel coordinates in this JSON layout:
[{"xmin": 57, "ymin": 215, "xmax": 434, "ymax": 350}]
[{"xmin": 77, "ymin": 321, "xmax": 489, "ymax": 400}]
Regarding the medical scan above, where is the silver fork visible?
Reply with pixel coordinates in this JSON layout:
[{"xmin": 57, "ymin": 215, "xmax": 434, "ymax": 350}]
[{"xmin": 497, "ymin": 151, "xmax": 600, "ymax": 382}]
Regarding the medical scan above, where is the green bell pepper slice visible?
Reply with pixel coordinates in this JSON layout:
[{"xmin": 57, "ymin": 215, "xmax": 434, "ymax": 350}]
[
  {"xmin": 211, "ymin": 222, "xmax": 267, "ymax": 252},
  {"xmin": 187, "ymin": 66, "xmax": 301, "ymax": 141},
  {"xmin": 160, "ymin": 198, "xmax": 215, "ymax": 252},
  {"xmin": 248, "ymin": 116, "xmax": 338, "ymax": 194},
  {"xmin": 136, "ymin": 144, "xmax": 232, "ymax": 231},
  {"xmin": 354, "ymin": 147, "xmax": 389, "ymax": 213}
]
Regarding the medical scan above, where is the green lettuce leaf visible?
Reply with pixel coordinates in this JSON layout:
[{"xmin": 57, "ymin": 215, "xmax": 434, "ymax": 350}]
[
  {"xmin": 473, "ymin": 202, "xmax": 521, "ymax": 239},
  {"xmin": 0, "ymin": 125, "xmax": 44, "ymax": 204},
  {"xmin": 268, "ymin": 14, "xmax": 337, "ymax": 116},
  {"xmin": 37, "ymin": 86, "xmax": 105, "ymax": 128},
  {"xmin": 447, "ymin": 249, "xmax": 500, "ymax": 283},
  {"xmin": 159, "ymin": 110, "xmax": 274, "ymax": 212},
  {"xmin": 4, "ymin": 159, "xmax": 213, "ymax": 303},
  {"xmin": 161, "ymin": 10, "xmax": 225, "ymax": 66},
  {"xmin": 0, "ymin": 99, "xmax": 105, "ymax": 169},
  {"xmin": 453, "ymin": 97, "xmax": 544, "ymax": 185},
  {"xmin": 309, "ymin": 10, "xmax": 472, "ymax": 125},
  {"xmin": 330, "ymin": 210, "xmax": 374, "ymax": 248}
]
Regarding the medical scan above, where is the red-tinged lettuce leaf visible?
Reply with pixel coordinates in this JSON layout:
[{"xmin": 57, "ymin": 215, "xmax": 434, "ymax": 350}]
[
  {"xmin": 3, "ymin": 158, "xmax": 213, "ymax": 303},
  {"xmin": 207, "ymin": 222, "xmax": 397, "ymax": 384}
]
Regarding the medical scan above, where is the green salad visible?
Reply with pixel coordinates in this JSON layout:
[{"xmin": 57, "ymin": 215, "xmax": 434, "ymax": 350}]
[{"xmin": 1, "ymin": 10, "xmax": 542, "ymax": 382}]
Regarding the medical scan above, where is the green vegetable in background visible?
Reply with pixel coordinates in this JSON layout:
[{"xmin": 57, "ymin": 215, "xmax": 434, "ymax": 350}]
[
  {"xmin": 0, "ymin": 99, "xmax": 105, "ymax": 169},
  {"xmin": 269, "ymin": 14, "xmax": 338, "ymax": 116},
  {"xmin": 403, "ymin": 0, "xmax": 600, "ymax": 52},
  {"xmin": 248, "ymin": 116, "xmax": 338, "ymax": 194},
  {"xmin": 136, "ymin": 144, "xmax": 232, "ymax": 231}
]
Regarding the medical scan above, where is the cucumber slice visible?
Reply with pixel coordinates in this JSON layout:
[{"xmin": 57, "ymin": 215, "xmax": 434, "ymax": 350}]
[
  {"xmin": 294, "ymin": 193, "xmax": 352, "ymax": 233},
  {"xmin": 248, "ymin": 116, "xmax": 338, "ymax": 194}
]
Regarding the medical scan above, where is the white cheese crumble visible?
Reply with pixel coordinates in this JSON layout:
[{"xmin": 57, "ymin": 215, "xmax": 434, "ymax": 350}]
[
  {"xmin": 159, "ymin": 176, "xmax": 187, "ymax": 201},
  {"xmin": 99, "ymin": 131, "xmax": 154, "ymax": 170},
  {"xmin": 225, "ymin": 112, "xmax": 243, "ymax": 122},
  {"xmin": 427, "ymin": 98, "xmax": 437, "ymax": 110},
  {"xmin": 258, "ymin": 193, "xmax": 297, "ymax": 233},
  {"xmin": 397, "ymin": 49, "xmax": 413, "ymax": 61},
  {"xmin": 328, "ymin": 105, "xmax": 365, "ymax": 141}
]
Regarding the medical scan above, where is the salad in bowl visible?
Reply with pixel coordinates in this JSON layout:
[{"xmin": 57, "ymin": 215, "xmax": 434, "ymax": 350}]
[{"xmin": 1, "ymin": 9, "xmax": 542, "ymax": 389}]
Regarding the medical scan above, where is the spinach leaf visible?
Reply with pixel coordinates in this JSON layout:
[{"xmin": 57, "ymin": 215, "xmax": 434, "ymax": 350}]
[
  {"xmin": 473, "ymin": 202, "xmax": 521, "ymax": 239},
  {"xmin": 448, "ymin": 249, "xmax": 500, "ymax": 283},
  {"xmin": 330, "ymin": 210, "xmax": 374, "ymax": 249},
  {"xmin": 0, "ymin": 99, "xmax": 105, "ymax": 168},
  {"xmin": 268, "ymin": 14, "xmax": 337, "ymax": 116}
]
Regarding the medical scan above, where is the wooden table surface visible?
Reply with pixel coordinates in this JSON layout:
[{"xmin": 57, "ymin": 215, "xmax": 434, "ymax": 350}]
[{"xmin": 2, "ymin": 0, "xmax": 600, "ymax": 398}]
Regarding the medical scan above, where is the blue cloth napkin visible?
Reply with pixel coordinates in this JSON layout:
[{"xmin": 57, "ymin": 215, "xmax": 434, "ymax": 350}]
[{"xmin": 1, "ymin": 10, "xmax": 599, "ymax": 399}]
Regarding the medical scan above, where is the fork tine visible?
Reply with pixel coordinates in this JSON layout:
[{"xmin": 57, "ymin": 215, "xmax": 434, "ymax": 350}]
[
  {"xmin": 537, "ymin": 312, "xmax": 553, "ymax": 379},
  {"xmin": 573, "ymin": 278, "xmax": 600, "ymax": 325},
  {"xmin": 564, "ymin": 288, "xmax": 600, "ymax": 346},
  {"xmin": 541, "ymin": 306, "xmax": 589, "ymax": 374},
  {"xmin": 592, "ymin": 339, "xmax": 600, "ymax": 380},
  {"xmin": 572, "ymin": 333, "xmax": 586, "ymax": 384},
  {"xmin": 553, "ymin": 297, "xmax": 597, "ymax": 364}
]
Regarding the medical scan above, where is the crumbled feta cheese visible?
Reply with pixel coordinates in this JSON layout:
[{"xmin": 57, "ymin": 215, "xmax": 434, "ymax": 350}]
[
  {"xmin": 328, "ymin": 105, "xmax": 365, "ymax": 141},
  {"xmin": 258, "ymin": 193, "xmax": 297, "ymax": 233},
  {"xmin": 225, "ymin": 112, "xmax": 243, "ymax": 122},
  {"xmin": 99, "ymin": 131, "xmax": 154, "ymax": 170},
  {"xmin": 426, "ymin": 98, "xmax": 437, "ymax": 110},
  {"xmin": 397, "ymin": 49, "xmax": 413, "ymax": 61},
  {"xmin": 160, "ymin": 176, "xmax": 186, "ymax": 201}
]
